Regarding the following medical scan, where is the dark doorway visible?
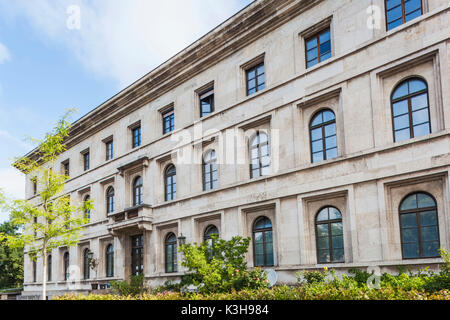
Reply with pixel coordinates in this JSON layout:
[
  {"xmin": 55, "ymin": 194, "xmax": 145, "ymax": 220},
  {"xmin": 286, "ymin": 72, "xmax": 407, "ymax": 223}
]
[{"xmin": 131, "ymin": 234, "xmax": 144, "ymax": 275}]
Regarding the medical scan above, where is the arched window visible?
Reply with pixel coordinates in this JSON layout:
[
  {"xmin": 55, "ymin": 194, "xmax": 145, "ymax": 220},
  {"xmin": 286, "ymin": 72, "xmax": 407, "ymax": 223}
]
[
  {"xmin": 165, "ymin": 233, "xmax": 177, "ymax": 273},
  {"xmin": 315, "ymin": 206, "xmax": 344, "ymax": 263},
  {"xmin": 83, "ymin": 195, "xmax": 91, "ymax": 220},
  {"xmin": 204, "ymin": 225, "xmax": 219, "ymax": 260},
  {"xmin": 399, "ymin": 192, "xmax": 440, "ymax": 259},
  {"xmin": 391, "ymin": 78, "xmax": 430, "ymax": 142},
  {"xmin": 83, "ymin": 249, "xmax": 90, "ymax": 280},
  {"xmin": 64, "ymin": 252, "xmax": 70, "ymax": 281},
  {"xmin": 253, "ymin": 216, "xmax": 274, "ymax": 267},
  {"xmin": 203, "ymin": 150, "xmax": 218, "ymax": 191},
  {"xmin": 310, "ymin": 109, "xmax": 337, "ymax": 163},
  {"xmin": 47, "ymin": 255, "xmax": 52, "ymax": 282},
  {"xmin": 165, "ymin": 165, "xmax": 176, "ymax": 201},
  {"xmin": 106, "ymin": 187, "xmax": 115, "ymax": 214},
  {"xmin": 106, "ymin": 244, "xmax": 114, "ymax": 278},
  {"xmin": 133, "ymin": 176, "xmax": 143, "ymax": 206},
  {"xmin": 250, "ymin": 131, "xmax": 270, "ymax": 178}
]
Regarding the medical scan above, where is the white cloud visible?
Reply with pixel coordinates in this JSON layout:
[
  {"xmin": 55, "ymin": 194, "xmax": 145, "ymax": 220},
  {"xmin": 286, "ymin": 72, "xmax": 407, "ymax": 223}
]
[
  {"xmin": 0, "ymin": 167, "xmax": 24, "ymax": 200},
  {"xmin": 0, "ymin": 41, "xmax": 10, "ymax": 64},
  {"xmin": 0, "ymin": 0, "xmax": 252, "ymax": 89}
]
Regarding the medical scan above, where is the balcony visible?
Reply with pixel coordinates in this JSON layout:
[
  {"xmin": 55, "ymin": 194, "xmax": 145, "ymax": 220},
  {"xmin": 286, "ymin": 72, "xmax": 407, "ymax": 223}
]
[{"xmin": 107, "ymin": 203, "xmax": 153, "ymax": 235}]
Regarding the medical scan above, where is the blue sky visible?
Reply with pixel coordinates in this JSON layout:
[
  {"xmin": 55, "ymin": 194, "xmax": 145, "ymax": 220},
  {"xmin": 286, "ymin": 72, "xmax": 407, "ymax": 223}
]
[{"xmin": 0, "ymin": 0, "xmax": 253, "ymax": 222}]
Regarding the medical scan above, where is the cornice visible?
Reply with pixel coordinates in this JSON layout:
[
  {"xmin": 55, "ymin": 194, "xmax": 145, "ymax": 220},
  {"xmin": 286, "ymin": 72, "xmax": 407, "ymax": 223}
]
[{"xmin": 23, "ymin": 0, "xmax": 323, "ymax": 164}]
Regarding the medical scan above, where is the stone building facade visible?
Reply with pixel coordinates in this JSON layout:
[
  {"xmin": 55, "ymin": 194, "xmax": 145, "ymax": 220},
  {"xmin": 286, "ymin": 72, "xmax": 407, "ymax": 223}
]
[{"xmin": 21, "ymin": 0, "xmax": 450, "ymax": 297}]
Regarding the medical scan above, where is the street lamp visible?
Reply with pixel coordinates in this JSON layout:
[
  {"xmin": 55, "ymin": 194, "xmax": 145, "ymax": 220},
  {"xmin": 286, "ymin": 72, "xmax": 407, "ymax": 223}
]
[{"xmin": 178, "ymin": 233, "xmax": 186, "ymax": 246}]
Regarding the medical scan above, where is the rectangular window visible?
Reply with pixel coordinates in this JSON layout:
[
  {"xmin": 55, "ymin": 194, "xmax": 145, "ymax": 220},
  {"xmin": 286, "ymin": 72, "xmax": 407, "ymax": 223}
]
[
  {"xmin": 162, "ymin": 108, "xmax": 175, "ymax": 134},
  {"xmin": 83, "ymin": 152, "xmax": 90, "ymax": 171},
  {"xmin": 305, "ymin": 28, "xmax": 331, "ymax": 68},
  {"xmin": 32, "ymin": 177, "xmax": 37, "ymax": 195},
  {"xmin": 63, "ymin": 161, "xmax": 70, "ymax": 177},
  {"xmin": 106, "ymin": 140, "xmax": 114, "ymax": 161},
  {"xmin": 131, "ymin": 235, "xmax": 144, "ymax": 276},
  {"xmin": 199, "ymin": 88, "xmax": 214, "ymax": 117},
  {"xmin": 246, "ymin": 63, "xmax": 265, "ymax": 96},
  {"xmin": 132, "ymin": 126, "xmax": 141, "ymax": 148},
  {"xmin": 386, "ymin": 0, "xmax": 422, "ymax": 31}
]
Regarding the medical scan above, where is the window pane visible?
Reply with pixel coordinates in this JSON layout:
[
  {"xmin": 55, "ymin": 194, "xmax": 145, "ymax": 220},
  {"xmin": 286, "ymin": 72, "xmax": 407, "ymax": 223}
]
[
  {"xmin": 411, "ymin": 93, "xmax": 428, "ymax": 111},
  {"xmin": 405, "ymin": 0, "xmax": 421, "ymax": 14},
  {"xmin": 317, "ymin": 249, "xmax": 330, "ymax": 263},
  {"xmin": 306, "ymin": 38, "xmax": 317, "ymax": 50},
  {"xmin": 422, "ymin": 241, "xmax": 440, "ymax": 257},
  {"xmin": 403, "ymin": 242, "xmax": 420, "ymax": 258},
  {"xmin": 388, "ymin": 19, "xmax": 403, "ymax": 30},
  {"xmin": 247, "ymin": 69, "xmax": 256, "ymax": 80},
  {"xmin": 317, "ymin": 237, "xmax": 329, "ymax": 249},
  {"xmin": 412, "ymin": 108, "xmax": 429, "ymax": 125},
  {"xmin": 319, "ymin": 30, "xmax": 330, "ymax": 43},
  {"xmin": 393, "ymin": 82, "xmax": 409, "ymax": 99},
  {"xmin": 316, "ymin": 224, "xmax": 329, "ymax": 238},
  {"xmin": 394, "ymin": 114, "xmax": 410, "ymax": 130},
  {"xmin": 332, "ymin": 235, "xmax": 343, "ymax": 249},
  {"xmin": 420, "ymin": 210, "xmax": 437, "ymax": 226},
  {"xmin": 387, "ymin": 6, "xmax": 402, "ymax": 22},
  {"xmin": 312, "ymin": 140, "xmax": 323, "ymax": 152},
  {"xmin": 320, "ymin": 52, "xmax": 332, "ymax": 62},
  {"xmin": 257, "ymin": 74, "xmax": 265, "ymax": 87},
  {"xmin": 325, "ymin": 136, "xmax": 337, "ymax": 149},
  {"xmin": 331, "ymin": 222, "xmax": 343, "ymax": 236},
  {"xmin": 386, "ymin": 0, "xmax": 401, "ymax": 10},
  {"xmin": 311, "ymin": 128, "xmax": 322, "ymax": 141},
  {"xmin": 257, "ymin": 82, "xmax": 266, "ymax": 91},
  {"xmin": 332, "ymin": 249, "xmax": 344, "ymax": 262},
  {"xmin": 405, "ymin": 8, "xmax": 421, "ymax": 22},
  {"xmin": 312, "ymin": 152, "xmax": 324, "ymax": 163},
  {"xmin": 323, "ymin": 111, "xmax": 335, "ymax": 122},
  {"xmin": 317, "ymin": 208, "xmax": 328, "ymax": 221},
  {"xmin": 328, "ymin": 207, "xmax": 341, "ymax": 220},
  {"xmin": 307, "ymin": 59, "xmax": 318, "ymax": 68},
  {"xmin": 256, "ymin": 64, "xmax": 264, "ymax": 75},
  {"xmin": 307, "ymin": 48, "xmax": 318, "ymax": 61},
  {"xmin": 409, "ymin": 79, "xmax": 426, "ymax": 93},
  {"xmin": 413, "ymin": 123, "xmax": 430, "ymax": 137},
  {"xmin": 326, "ymin": 148, "xmax": 338, "ymax": 160},
  {"xmin": 248, "ymin": 79, "xmax": 256, "ymax": 90},
  {"xmin": 311, "ymin": 113, "xmax": 323, "ymax": 127},
  {"xmin": 395, "ymin": 128, "xmax": 410, "ymax": 142},
  {"xmin": 324, "ymin": 123, "xmax": 336, "ymax": 137},
  {"xmin": 320, "ymin": 41, "xmax": 331, "ymax": 55},
  {"xmin": 401, "ymin": 213, "xmax": 417, "ymax": 227},
  {"xmin": 401, "ymin": 228, "xmax": 418, "ymax": 243},
  {"xmin": 392, "ymin": 100, "xmax": 408, "ymax": 116},
  {"xmin": 421, "ymin": 226, "xmax": 439, "ymax": 242},
  {"xmin": 417, "ymin": 193, "xmax": 435, "ymax": 208},
  {"xmin": 401, "ymin": 195, "xmax": 417, "ymax": 210}
]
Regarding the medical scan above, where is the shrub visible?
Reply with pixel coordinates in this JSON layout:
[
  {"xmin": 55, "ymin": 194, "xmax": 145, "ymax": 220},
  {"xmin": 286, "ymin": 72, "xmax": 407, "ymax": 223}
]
[
  {"xmin": 110, "ymin": 274, "xmax": 145, "ymax": 296},
  {"xmin": 179, "ymin": 235, "xmax": 269, "ymax": 293},
  {"xmin": 296, "ymin": 268, "xmax": 328, "ymax": 285}
]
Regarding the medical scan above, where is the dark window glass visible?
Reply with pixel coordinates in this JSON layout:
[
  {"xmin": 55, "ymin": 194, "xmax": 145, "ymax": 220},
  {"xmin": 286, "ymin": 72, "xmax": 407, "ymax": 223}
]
[
  {"xmin": 392, "ymin": 78, "xmax": 430, "ymax": 142},
  {"xmin": 253, "ymin": 216, "xmax": 274, "ymax": 267},
  {"xmin": 386, "ymin": 0, "xmax": 422, "ymax": 30},
  {"xmin": 250, "ymin": 131, "xmax": 270, "ymax": 179},
  {"xmin": 163, "ymin": 109, "xmax": 175, "ymax": 134},
  {"xmin": 83, "ymin": 152, "xmax": 90, "ymax": 171},
  {"xmin": 399, "ymin": 192, "xmax": 440, "ymax": 259},
  {"xmin": 106, "ymin": 140, "xmax": 114, "ymax": 161},
  {"xmin": 200, "ymin": 88, "xmax": 214, "ymax": 117},
  {"xmin": 306, "ymin": 28, "xmax": 332, "ymax": 68},
  {"xmin": 83, "ymin": 249, "xmax": 90, "ymax": 280},
  {"xmin": 64, "ymin": 252, "xmax": 70, "ymax": 280},
  {"xmin": 131, "ymin": 235, "xmax": 144, "ymax": 276},
  {"xmin": 132, "ymin": 126, "xmax": 141, "ymax": 148},
  {"xmin": 106, "ymin": 187, "xmax": 115, "ymax": 214},
  {"xmin": 310, "ymin": 110, "xmax": 337, "ymax": 163},
  {"xmin": 165, "ymin": 165, "xmax": 176, "ymax": 201},
  {"xmin": 204, "ymin": 225, "xmax": 219, "ymax": 260},
  {"xmin": 84, "ymin": 195, "xmax": 91, "ymax": 220},
  {"xmin": 315, "ymin": 207, "xmax": 344, "ymax": 263},
  {"xmin": 165, "ymin": 233, "xmax": 177, "ymax": 273},
  {"xmin": 47, "ymin": 255, "xmax": 52, "ymax": 282},
  {"xmin": 133, "ymin": 176, "xmax": 143, "ymax": 206},
  {"xmin": 246, "ymin": 63, "xmax": 265, "ymax": 96},
  {"xmin": 63, "ymin": 161, "xmax": 70, "ymax": 176},
  {"xmin": 106, "ymin": 244, "xmax": 114, "ymax": 278},
  {"xmin": 32, "ymin": 177, "xmax": 37, "ymax": 195},
  {"xmin": 203, "ymin": 150, "xmax": 218, "ymax": 191},
  {"xmin": 33, "ymin": 260, "xmax": 37, "ymax": 282}
]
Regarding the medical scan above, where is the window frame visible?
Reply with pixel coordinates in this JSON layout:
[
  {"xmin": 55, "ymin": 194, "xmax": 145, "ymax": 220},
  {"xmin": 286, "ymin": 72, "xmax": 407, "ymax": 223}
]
[
  {"xmin": 309, "ymin": 109, "xmax": 338, "ymax": 163},
  {"xmin": 304, "ymin": 27, "xmax": 332, "ymax": 68},
  {"xmin": 398, "ymin": 192, "xmax": 440, "ymax": 259},
  {"xmin": 245, "ymin": 62, "xmax": 266, "ymax": 96},
  {"xmin": 314, "ymin": 206, "xmax": 345, "ymax": 264},
  {"xmin": 83, "ymin": 248, "xmax": 90, "ymax": 280},
  {"xmin": 165, "ymin": 233, "xmax": 178, "ymax": 273},
  {"xmin": 106, "ymin": 187, "xmax": 115, "ymax": 214},
  {"xmin": 63, "ymin": 251, "xmax": 70, "ymax": 281},
  {"xmin": 199, "ymin": 87, "xmax": 215, "ymax": 118},
  {"xmin": 83, "ymin": 151, "xmax": 90, "ymax": 171},
  {"xmin": 133, "ymin": 176, "xmax": 143, "ymax": 206},
  {"xmin": 252, "ymin": 216, "xmax": 274, "ymax": 267},
  {"xmin": 164, "ymin": 164, "xmax": 176, "ymax": 201},
  {"xmin": 202, "ymin": 150, "xmax": 218, "ymax": 191},
  {"xmin": 47, "ymin": 254, "xmax": 52, "ymax": 282},
  {"xmin": 83, "ymin": 195, "xmax": 91, "ymax": 220},
  {"xmin": 385, "ymin": 0, "xmax": 423, "ymax": 31},
  {"xmin": 132, "ymin": 126, "xmax": 142, "ymax": 148},
  {"xmin": 131, "ymin": 235, "xmax": 144, "ymax": 276},
  {"xmin": 390, "ymin": 77, "xmax": 431, "ymax": 142},
  {"xmin": 249, "ymin": 131, "xmax": 270, "ymax": 179},
  {"xmin": 105, "ymin": 139, "xmax": 114, "ymax": 161},
  {"xmin": 106, "ymin": 244, "xmax": 114, "ymax": 278},
  {"xmin": 162, "ymin": 108, "xmax": 175, "ymax": 134}
]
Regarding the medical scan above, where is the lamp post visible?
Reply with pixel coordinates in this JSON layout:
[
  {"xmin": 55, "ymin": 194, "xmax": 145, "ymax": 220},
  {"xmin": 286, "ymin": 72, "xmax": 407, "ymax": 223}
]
[{"xmin": 177, "ymin": 233, "xmax": 186, "ymax": 246}]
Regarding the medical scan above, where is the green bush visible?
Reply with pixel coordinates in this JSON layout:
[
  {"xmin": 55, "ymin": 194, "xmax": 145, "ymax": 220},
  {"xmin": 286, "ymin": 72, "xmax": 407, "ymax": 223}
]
[
  {"xmin": 110, "ymin": 274, "xmax": 145, "ymax": 296},
  {"xmin": 178, "ymin": 235, "xmax": 269, "ymax": 294}
]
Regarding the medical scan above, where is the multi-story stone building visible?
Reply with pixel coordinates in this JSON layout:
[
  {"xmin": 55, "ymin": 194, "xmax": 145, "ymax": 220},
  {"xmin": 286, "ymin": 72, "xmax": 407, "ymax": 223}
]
[{"xmin": 21, "ymin": 0, "xmax": 450, "ymax": 297}]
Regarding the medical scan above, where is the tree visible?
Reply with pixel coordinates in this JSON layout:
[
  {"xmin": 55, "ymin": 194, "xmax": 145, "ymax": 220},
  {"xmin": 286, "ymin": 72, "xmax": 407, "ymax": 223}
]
[
  {"xmin": 0, "ymin": 218, "xmax": 24, "ymax": 288},
  {"xmin": 0, "ymin": 110, "xmax": 92, "ymax": 300}
]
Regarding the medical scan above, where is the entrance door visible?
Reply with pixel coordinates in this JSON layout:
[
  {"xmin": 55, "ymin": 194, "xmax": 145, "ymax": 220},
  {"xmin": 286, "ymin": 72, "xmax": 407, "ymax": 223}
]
[{"xmin": 131, "ymin": 234, "xmax": 144, "ymax": 275}]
